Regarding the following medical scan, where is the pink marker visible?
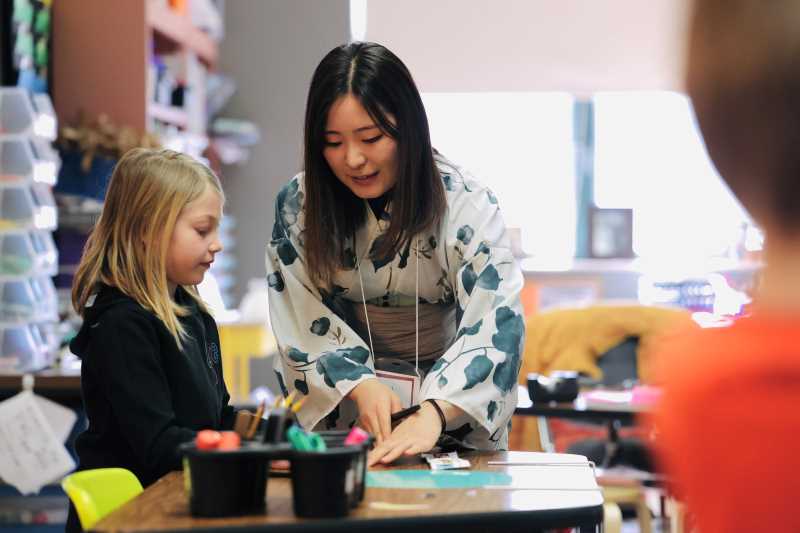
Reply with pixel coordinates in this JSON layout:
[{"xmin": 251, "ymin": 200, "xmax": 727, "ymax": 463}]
[{"xmin": 344, "ymin": 426, "xmax": 370, "ymax": 445}]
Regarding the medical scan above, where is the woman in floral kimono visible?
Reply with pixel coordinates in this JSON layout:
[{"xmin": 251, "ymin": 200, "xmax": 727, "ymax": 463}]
[{"xmin": 266, "ymin": 42, "xmax": 525, "ymax": 466}]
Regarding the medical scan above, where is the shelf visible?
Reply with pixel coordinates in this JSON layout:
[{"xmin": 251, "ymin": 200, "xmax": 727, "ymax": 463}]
[
  {"xmin": 57, "ymin": 211, "xmax": 99, "ymax": 232},
  {"xmin": 148, "ymin": 102, "xmax": 188, "ymax": 128},
  {"xmin": 147, "ymin": 1, "xmax": 218, "ymax": 69}
]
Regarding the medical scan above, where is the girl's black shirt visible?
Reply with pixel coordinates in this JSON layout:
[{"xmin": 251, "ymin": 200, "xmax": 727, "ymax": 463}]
[{"xmin": 69, "ymin": 284, "xmax": 236, "ymax": 487}]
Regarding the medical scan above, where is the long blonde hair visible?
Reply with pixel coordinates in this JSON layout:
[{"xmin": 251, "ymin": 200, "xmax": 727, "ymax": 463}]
[{"xmin": 72, "ymin": 148, "xmax": 225, "ymax": 348}]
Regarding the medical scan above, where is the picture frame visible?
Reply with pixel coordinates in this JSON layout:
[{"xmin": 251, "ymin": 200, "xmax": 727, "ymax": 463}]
[{"xmin": 588, "ymin": 207, "xmax": 634, "ymax": 258}]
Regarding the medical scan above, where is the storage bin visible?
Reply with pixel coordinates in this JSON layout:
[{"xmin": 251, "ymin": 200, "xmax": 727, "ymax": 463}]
[
  {"xmin": 0, "ymin": 183, "xmax": 57, "ymax": 230},
  {"xmin": 0, "ymin": 277, "xmax": 58, "ymax": 322},
  {"xmin": 0, "ymin": 88, "xmax": 57, "ymax": 140},
  {"xmin": 0, "ymin": 136, "xmax": 60, "ymax": 186},
  {"xmin": 0, "ymin": 230, "xmax": 58, "ymax": 277},
  {"xmin": 0, "ymin": 321, "xmax": 51, "ymax": 372}
]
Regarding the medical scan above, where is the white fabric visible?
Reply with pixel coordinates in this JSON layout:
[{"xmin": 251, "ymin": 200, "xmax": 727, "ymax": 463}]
[{"xmin": 265, "ymin": 157, "xmax": 525, "ymax": 450}]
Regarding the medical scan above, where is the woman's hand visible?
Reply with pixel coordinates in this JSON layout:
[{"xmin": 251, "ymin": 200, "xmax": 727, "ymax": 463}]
[
  {"xmin": 367, "ymin": 401, "xmax": 443, "ymax": 466},
  {"xmin": 347, "ymin": 379, "xmax": 403, "ymax": 444}
]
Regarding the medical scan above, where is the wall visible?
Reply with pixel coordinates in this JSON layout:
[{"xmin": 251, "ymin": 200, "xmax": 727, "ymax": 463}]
[
  {"xmin": 220, "ymin": 0, "xmax": 350, "ymax": 302},
  {"xmin": 366, "ymin": 0, "xmax": 691, "ymax": 93},
  {"xmin": 221, "ymin": 0, "xmax": 693, "ymax": 300}
]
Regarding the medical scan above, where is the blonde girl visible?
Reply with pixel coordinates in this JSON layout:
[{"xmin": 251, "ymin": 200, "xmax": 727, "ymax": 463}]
[{"xmin": 66, "ymin": 148, "xmax": 236, "ymax": 532}]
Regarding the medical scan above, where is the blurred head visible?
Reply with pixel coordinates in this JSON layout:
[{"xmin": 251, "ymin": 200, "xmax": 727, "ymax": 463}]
[
  {"xmin": 687, "ymin": 0, "xmax": 800, "ymax": 237},
  {"xmin": 302, "ymin": 41, "xmax": 445, "ymax": 286},
  {"xmin": 72, "ymin": 148, "xmax": 224, "ymax": 347}
]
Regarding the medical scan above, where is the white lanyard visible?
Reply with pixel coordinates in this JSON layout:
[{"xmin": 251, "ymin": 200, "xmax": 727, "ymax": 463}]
[{"xmin": 356, "ymin": 238, "xmax": 420, "ymax": 374}]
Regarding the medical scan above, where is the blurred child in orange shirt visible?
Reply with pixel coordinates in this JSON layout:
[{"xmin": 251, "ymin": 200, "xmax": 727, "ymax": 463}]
[{"xmin": 655, "ymin": 1, "xmax": 800, "ymax": 531}]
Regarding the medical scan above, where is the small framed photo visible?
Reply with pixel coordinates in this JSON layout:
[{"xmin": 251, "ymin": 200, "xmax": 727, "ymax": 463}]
[{"xmin": 588, "ymin": 207, "xmax": 634, "ymax": 258}]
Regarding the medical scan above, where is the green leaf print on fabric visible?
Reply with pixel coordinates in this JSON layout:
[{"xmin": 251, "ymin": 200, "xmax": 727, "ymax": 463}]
[
  {"xmin": 342, "ymin": 345, "xmax": 370, "ymax": 365},
  {"xmin": 436, "ymin": 269, "xmax": 455, "ymax": 306},
  {"xmin": 287, "ymin": 347, "xmax": 309, "ymax": 364},
  {"xmin": 431, "ymin": 357, "xmax": 446, "ymax": 373},
  {"xmin": 310, "ymin": 317, "xmax": 330, "ymax": 336},
  {"xmin": 463, "ymin": 354, "xmax": 493, "ymax": 390},
  {"xmin": 294, "ymin": 378, "xmax": 309, "ymax": 395},
  {"xmin": 438, "ymin": 375, "xmax": 448, "ymax": 388},
  {"xmin": 369, "ymin": 237, "xmax": 393, "ymax": 271},
  {"xmin": 398, "ymin": 240, "xmax": 412, "ymax": 269},
  {"xmin": 319, "ymin": 285, "xmax": 351, "ymax": 322},
  {"xmin": 267, "ymin": 272, "xmax": 284, "ymax": 292},
  {"xmin": 343, "ymin": 247, "xmax": 357, "ymax": 269},
  {"xmin": 486, "ymin": 190, "xmax": 498, "ymax": 204},
  {"xmin": 491, "ymin": 306, "xmax": 525, "ymax": 393},
  {"xmin": 316, "ymin": 349, "xmax": 374, "ymax": 387},
  {"xmin": 491, "ymin": 307, "xmax": 525, "ymax": 355},
  {"xmin": 271, "ymin": 218, "xmax": 285, "ymax": 241},
  {"xmin": 277, "ymin": 239, "xmax": 298, "ymax": 265},
  {"xmin": 493, "ymin": 358, "xmax": 519, "ymax": 395},
  {"xmin": 442, "ymin": 175, "xmax": 454, "ymax": 191},
  {"xmin": 456, "ymin": 319, "xmax": 483, "ymax": 341},
  {"xmin": 275, "ymin": 370, "xmax": 288, "ymax": 397},
  {"xmin": 476, "ymin": 242, "xmax": 490, "ymax": 255},
  {"xmin": 462, "ymin": 264, "xmax": 477, "ymax": 295},
  {"xmin": 457, "ymin": 225, "xmax": 475, "ymax": 245},
  {"xmin": 277, "ymin": 178, "xmax": 303, "ymax": 227},
  {"xmin": 487, "ymin": 400, "xmax": 498, "ymax": 421},
  {"xmin": 476, "ymin": 265, "xmax": 501, "ymax": 291}
]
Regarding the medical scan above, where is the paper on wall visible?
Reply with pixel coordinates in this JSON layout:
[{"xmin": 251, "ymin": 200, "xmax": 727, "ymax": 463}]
[{"xmin": 0, "ymin": 391, "xmax": 76, "ymax": 495}]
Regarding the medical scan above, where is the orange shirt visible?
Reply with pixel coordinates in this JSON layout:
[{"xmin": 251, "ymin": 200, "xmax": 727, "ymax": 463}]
[{"xmin": 654, "ymin": 314, "xmax": 800, "ymax": 533}]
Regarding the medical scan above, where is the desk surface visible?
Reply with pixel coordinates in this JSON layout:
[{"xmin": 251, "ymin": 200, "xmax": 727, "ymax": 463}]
[{"xmin": 93, "ymin": 451, "xmax": 603, "ymax": 533}]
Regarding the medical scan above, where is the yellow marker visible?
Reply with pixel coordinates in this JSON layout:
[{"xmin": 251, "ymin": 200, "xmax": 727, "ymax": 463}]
[
  {"xmin": 272, "ymin": 395, "xmax": 283, "ymax": 408},
  {"xmin": 283, "ymin": 390, "xmax": 298, "ymax": 408},
  {"xmin": 290, "ymin": 397, "xmax": 307, "ymax": 413}
]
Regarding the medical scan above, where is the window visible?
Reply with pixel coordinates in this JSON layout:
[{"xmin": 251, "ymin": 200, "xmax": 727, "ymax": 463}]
[
  {"xmin": 421, "ymin": 91, "xmax": 756, "ymax": 263},
  {"xmin": 421, "ymin": 92, "xmax": 576, "ymax": 257},
  {"xmin": 593, "ymin": 91, "xmax": 752, "ymax": 258}
]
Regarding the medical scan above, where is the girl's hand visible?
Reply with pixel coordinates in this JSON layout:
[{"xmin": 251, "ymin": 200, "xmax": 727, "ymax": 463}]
[
  {"xmin": 367, "ymin": 401, "xmax": 442, "ymax": 466},
  {"xmin": 347, "ymin": 379, "xmax": 402, "ymax": 444}
]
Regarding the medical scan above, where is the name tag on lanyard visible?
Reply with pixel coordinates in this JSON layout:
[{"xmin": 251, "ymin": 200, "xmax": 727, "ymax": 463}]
[
  {"xmin": 375, "ymin": 358, "xmax": 421, "ymax": 409},
  {"xmin": 376, "ymin": 369, "xmax": 420, "ymax": 409}
]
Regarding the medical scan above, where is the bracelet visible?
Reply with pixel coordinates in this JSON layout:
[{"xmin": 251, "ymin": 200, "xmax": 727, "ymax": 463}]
[{"xmin": 425, "ymin": 399, "xmax": 447, "ymax": 435}]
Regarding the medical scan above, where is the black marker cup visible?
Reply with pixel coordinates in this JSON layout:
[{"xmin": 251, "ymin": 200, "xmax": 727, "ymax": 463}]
[
  {"xmin": 317, "ymin": 430, "xmax": 373, "ymax": 506},
  {"xmin": 290, "ymin": 445, "xmax": 362, "ymax": 518},
  {"xmin": 180, "ymin": 441, "xmax": 289, "ymax": 517}
]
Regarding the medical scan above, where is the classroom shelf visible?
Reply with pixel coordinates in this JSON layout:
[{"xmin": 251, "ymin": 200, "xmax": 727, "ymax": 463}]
[
  {"xmin": 147, "ymin": 1, "xmax": 218, "ymax": 69},
  {"xmin": 148, "ymin": 102, "xmax": 188, "ymax": 128}
]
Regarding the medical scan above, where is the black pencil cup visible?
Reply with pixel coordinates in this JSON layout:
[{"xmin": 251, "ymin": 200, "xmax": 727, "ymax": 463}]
[
  {"xmin": 180, "ymin": 442, "xmax": 289, "ymax": 518},
  {"xmin": 317, "ymin": 430, "xmax": 374, "ymax": 506},
  {"xmin": 290, "ymin": 446, "xmax": 362, "ymax": 518}
]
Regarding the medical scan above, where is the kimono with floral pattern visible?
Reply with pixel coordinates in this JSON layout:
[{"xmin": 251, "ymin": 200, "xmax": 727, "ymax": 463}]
[{"xmin": 265, "ymin": 158, "xmax": 525, "ymax": 450}]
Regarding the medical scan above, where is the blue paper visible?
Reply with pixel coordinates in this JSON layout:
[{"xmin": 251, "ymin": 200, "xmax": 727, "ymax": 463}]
[{"xmin": 366, "ymin": 470, "xmax": 512, "ymax": 489}]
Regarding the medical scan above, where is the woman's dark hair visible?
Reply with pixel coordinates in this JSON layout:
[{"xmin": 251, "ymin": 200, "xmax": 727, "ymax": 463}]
[{"xmin": 302, "ymin": 42, "xmax": 446, "ymax": 286}]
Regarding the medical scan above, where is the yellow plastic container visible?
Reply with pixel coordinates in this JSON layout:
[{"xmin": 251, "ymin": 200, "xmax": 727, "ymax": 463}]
[
  {"xmin": 61, "ymin": 468, "xmax": 143, "ymax": 530},
  {"xmin": 218, "ymin": 322, "xmax": 276, "ymax": 402}
]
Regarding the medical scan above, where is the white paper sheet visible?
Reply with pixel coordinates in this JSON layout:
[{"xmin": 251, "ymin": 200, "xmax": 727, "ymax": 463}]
[
  {"xmin": 33, "ymin": 395, "xmax": 77, "ymax": 444},
  {"xmin": 0, "ymin": 391, "xmax": 76, "ymax": 495}
]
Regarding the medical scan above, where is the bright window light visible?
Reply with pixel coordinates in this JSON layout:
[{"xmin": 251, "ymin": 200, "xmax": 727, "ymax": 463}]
[
  {"xmin": 349, "ymin": 0, "xmax": 367, "ymax": 42},
  {"xmin": 593, "ymin": 91, "xmax": 752, "ymax": 259},
  {"xmin": 421, "ymin": 92, "xmax": 576, "ymax": 258}
]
